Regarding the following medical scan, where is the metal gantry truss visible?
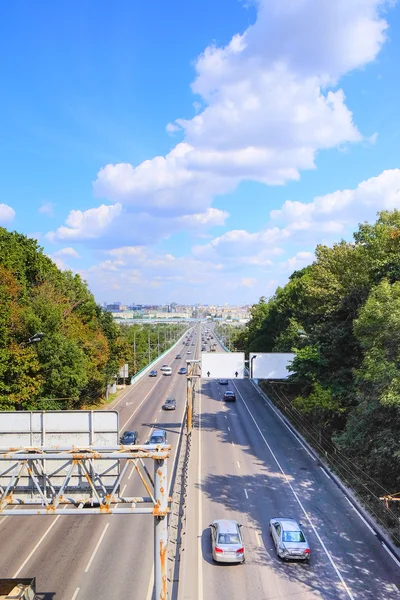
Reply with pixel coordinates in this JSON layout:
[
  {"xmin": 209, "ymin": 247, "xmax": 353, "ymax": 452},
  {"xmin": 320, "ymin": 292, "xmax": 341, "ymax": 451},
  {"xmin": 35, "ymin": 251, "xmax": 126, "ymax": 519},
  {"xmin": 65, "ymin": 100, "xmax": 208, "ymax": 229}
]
[{"xmin": 0, "ymin": 444, "xmax": 170, "ymax": 600}]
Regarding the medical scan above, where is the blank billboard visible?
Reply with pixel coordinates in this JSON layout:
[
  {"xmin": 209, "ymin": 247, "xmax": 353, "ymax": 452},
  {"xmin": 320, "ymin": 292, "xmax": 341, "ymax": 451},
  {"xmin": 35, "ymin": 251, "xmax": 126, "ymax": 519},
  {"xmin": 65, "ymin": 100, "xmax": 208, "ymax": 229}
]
[
  {"xmin": 201, "ymin": 352, "xmax": 245, "ymax": 379},
  {"xmin": 250, "ymin": 353, "xmax": 295, "ymax": 379}
]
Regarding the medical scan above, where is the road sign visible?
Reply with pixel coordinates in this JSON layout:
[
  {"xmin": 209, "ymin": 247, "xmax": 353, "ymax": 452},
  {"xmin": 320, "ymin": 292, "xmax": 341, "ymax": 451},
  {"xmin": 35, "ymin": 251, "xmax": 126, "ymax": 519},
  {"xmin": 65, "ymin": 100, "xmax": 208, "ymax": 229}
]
[
  {"xmin": 250, "ymin": 352, "xmax": 295, "ymax": 379},
  {"xmin": 201, "ymin": 352, "xmax": 245, "ymax": 379},
  {"xmin": 119, "ymin": 363, "xmax": 129, "ymax": 378},
  {"xmin": 0, "ymin": 411, "xmax": 119, "ymax": 499}
]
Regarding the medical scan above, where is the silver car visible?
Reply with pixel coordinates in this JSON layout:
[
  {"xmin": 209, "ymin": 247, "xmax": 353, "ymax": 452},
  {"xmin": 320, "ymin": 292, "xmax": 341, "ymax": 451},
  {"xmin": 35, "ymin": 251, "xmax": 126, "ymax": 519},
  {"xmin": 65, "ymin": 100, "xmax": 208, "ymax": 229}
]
[
  {"xmin": 209, "ymin": 519, "xmax": 245, "ymax": 563},
  {"xmin": 269, "ymin": 518, "xmax": 310, "ymax": 561}
]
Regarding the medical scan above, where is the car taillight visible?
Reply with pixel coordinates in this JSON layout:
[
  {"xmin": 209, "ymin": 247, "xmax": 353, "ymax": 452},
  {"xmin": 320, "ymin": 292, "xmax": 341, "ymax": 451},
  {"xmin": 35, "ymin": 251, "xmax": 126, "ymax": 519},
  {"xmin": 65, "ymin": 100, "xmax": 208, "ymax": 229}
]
[
  {"xmin": 215, "ymin": 547, "xmax": 223, "ymax": 553},
  {"xmin": 305, "ymin": 548, "xmax": 310, "ymax": 554},
  {"xmin": 236, "ymin": 547, "xmax": 244, "ymax": 554}
]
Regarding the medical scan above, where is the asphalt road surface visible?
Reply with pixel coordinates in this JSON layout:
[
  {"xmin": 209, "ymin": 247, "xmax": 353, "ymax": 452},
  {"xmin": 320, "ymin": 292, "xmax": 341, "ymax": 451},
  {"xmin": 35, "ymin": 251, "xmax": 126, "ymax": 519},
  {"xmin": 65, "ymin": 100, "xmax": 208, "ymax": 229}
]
[
  {"xmin": 180, "ymin": 337, "xmax": 400, "ymax": 599},
  {"xmin": 0, "ymin": 325, "xmax": 199, "ymax": 600}
]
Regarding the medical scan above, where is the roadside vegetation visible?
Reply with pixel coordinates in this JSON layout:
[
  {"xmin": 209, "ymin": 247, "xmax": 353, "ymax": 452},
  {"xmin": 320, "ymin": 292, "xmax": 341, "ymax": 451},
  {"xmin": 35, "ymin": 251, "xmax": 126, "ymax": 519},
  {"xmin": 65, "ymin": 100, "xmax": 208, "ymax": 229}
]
[
  {"xmin": 234, "ymin": 210, "xmax": 400, "ymax": 542},
  {"xmin": 0, "ymin": 228, "xmax": 186, "ymax": 410}
]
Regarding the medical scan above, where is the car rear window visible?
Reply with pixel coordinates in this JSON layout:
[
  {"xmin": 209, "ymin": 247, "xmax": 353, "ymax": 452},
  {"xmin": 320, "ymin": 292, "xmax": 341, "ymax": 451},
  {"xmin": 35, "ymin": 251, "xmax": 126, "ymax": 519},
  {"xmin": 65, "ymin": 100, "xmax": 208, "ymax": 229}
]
[
  {"xmin": 218, "ymin": 533, "xmax": 240, "ymax": 544},
  {"xmin": 282, "ymin": 531, "xmax": 305, "ymax": 543}
]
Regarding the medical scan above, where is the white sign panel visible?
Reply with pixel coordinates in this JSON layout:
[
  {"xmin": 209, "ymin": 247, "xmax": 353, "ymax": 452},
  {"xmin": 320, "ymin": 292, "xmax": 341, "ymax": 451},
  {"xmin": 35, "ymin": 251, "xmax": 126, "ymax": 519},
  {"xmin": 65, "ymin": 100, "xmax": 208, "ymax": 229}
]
[
  {"xmin": 201, "ymin": 352, "xmax": 245, "ymax": 379},
  {"xmin": 250, "ymin": 352, "xmax": 295, "ymax": 379},
  {"xmin": 119, "ymin": 363, "xmax": 129, "ymax": 378},
  {"xmin": 0, "ymin": 411, "xmax": 119, "ymax": 498}
]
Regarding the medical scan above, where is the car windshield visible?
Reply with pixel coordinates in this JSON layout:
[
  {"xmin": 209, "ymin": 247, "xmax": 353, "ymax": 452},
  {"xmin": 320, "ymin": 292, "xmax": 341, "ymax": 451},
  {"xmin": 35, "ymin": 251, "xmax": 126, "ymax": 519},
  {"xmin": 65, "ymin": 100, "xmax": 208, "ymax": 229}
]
[
  {"xmin": 218, "ymin": 533, "xmax": 240, "ymax": 544},
  {"xmin": 282, "ymin": 530, "xmax": 306, "ymax": 543}
]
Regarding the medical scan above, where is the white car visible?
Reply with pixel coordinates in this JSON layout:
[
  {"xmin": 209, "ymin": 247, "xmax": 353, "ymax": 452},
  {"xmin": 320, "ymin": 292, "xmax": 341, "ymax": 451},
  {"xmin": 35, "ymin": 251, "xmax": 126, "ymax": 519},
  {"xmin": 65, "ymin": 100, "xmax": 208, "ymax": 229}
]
[
  {"xmin": 162, "ymin": 367, "xmax": 172, "ymax": 376},
  {"xmin": 269, "ymin": 518, "xmax": 310, "ymax": 561}
]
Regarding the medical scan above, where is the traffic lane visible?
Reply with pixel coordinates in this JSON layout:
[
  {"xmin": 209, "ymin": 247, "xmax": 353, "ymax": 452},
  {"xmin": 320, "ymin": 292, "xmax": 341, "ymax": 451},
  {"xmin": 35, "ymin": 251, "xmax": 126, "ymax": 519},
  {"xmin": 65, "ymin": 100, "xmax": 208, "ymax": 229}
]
[
  {"xmin": 199, "ymin": 382, "xmax": 332, "ymax": 600},
  {"xmin": 71, "ymin": 385, "xmax": 188, "ymax": 600},
  {"xmin": 231, "ymin": 378, "xmax": 400, "ymax": 598},
  {"xmin": 9, "ymin": 360, "xmax": 189, "ymax": 598}
]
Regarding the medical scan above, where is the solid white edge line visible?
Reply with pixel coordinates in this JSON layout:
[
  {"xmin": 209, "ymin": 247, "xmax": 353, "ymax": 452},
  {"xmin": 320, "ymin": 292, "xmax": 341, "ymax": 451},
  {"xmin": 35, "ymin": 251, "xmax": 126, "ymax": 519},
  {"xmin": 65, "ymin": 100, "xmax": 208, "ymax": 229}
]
[
  {"xmin": 255, "ymin": 531, "xmax": 262, "ymax": 547},
  {"xmin": 84, "ymin": 523, "xmax": 110, "ymax": 573},
  {"xmin": 319, "ymin": 466, "xmax": 331, "ymax": 479},
  {"xmin": 236, "ymin": 461, "xmax": 241, "ymax": 469},
  {"xmin": 198, "ymin": 367, "xmax": 204, "ymax": 600},
  {"xmin": 232, "ymin": 381, "xmax": 355, "ymax": 600},
  {"xmin": 70, "ymin": 588, "xmax": 80, "ymax": 600},
  {"xmin": 344, "ymin": 497, "xmax": 377, "ymax": 536},
  {"xmin": 249, "ymin": 379, "xmax": 316, "ymax": 461},
  {"xmin": 13, "ymin": 514, "xmax": 62, "ymax": 578},
  {"xmin": 382, "ymin": 543, "xmax": 400, "ymax": 568}
]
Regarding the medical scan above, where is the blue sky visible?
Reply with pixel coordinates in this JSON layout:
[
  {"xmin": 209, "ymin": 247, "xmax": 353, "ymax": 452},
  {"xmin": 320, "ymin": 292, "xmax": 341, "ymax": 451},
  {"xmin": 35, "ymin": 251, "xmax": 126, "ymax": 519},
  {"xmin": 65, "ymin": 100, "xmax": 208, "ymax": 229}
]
[{"xmin": 1, "ymin": 0, "xmax": 400, "ymax": 305}]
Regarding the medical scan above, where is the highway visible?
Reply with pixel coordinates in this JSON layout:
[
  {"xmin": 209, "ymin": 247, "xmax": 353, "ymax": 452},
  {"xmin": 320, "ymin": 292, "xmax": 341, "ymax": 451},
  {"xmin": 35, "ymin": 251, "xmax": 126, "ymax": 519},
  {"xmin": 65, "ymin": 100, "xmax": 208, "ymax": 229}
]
[
  {"xmin": 180, "ymin": 329, "xmax": 400, "ymax": 600},
  {"xmin": 0, "ymin": 325, "xmax": 199, "ymax": 600},
  {"xmin": 1, "ymin": 322, "xmax": 399, "ymax": 599}
]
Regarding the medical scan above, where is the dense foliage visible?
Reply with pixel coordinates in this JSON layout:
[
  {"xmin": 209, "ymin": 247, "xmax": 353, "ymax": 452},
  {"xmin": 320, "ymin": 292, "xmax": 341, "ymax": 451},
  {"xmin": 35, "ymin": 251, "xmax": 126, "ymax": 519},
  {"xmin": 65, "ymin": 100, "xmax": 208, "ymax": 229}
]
[
  {"xmin": 237, "ymin": 210, "xmax": 400, "ymax": 495},
  {"xmin": 0, "ymin": 228, "xmax": 129, "ymax": 410}
]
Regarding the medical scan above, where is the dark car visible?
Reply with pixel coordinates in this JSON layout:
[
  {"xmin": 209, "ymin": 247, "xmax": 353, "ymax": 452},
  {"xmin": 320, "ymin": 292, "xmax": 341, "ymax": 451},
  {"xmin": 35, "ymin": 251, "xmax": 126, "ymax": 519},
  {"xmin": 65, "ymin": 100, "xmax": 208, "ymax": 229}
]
[
  {"xmin": 175, "ymin": 354, "xmax": 181, "ymax": 359},
  {"xmin": 219, "ymin": 379, "xmax": 228, "ymax": 385},
  {"xmin": 178, "ymin": 367, "xmax": 187, "ymax": 375},
  {"xmin": 120, "ymin": 430, "xmax": 139, "ymax": 444},
  {"xmin": 163, "ymin": 398, "xmax": 176, "ymax": 410},
  {"xmin": 224, "ymin": 391, "xmax": 236, "ymax": 402},
  {"xmin": 147, "ymin": 429, "xmax": 167, "ymax": 444},
  {"xmin": 149, "ymin": 370, "xmax": 158, "ymax": 377}
]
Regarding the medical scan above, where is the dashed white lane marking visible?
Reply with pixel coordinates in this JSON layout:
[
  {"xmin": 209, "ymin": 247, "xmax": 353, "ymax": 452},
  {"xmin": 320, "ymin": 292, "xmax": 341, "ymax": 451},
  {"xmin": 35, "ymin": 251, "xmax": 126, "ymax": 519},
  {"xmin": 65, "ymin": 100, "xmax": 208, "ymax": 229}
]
[
  {"xmin": 237, "ymin": 461, "xmax": 241, "ymax": 469},
  {"xmin": 233, "ymin": 382, "xmax": 355, "ymax": 600},
  {"xmin": 224, "ymin": 415, "xmax": 227, "ymax": 419},
  {"xmin": 232, "ymin": 441, "xmax": 235, "ymax": 447},
  {"xmin": 344, "ymin": 497, "xmax": 376, "ymax": 535},
  {"xmin": 319, "ymin": 466, "xmax": 331, "ymax": 479},
  {"xmin": 71, "ymin": 587, "xmax": 80, "ymax": 600},
  {"xmin": 84, "ymin": 523, "xmax": 110, "ymax": 573},
  {"xmin": 228, "ymin": 426, "xmax": 230, "ymax": 432},
  {"xmin": 255, "ymin": 531, "xmax": 263, "ymax": 547},
  {"xmin": 128, "ymin": 462, "xmax": 135, "ymax": 480},
  {"xmin": 13, "ymin": 512, "xmax": 63, "ymax": 577},
  {"xmin": 121, "ymin": 484, "xmax": 127, "ymax": 496},
  {"xmin": 382, "ymin": 543, "xmax": 400, "ymax": 568},
  {"xmin": 244, "ymin": 489, "xmax": 249, "ymax": 499}
]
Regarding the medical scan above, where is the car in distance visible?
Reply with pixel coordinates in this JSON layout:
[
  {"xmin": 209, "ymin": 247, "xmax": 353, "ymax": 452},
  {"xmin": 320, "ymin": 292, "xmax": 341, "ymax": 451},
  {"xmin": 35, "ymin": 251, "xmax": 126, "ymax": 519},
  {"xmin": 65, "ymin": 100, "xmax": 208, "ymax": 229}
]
[
  {"xmin": 160, "ymin": 364, "xmax": 169, "ymax": 371},
  {"xmin": 149, "ymin": 370, "xmax": 158, "ymax": 377},
  {"xmin": 187, "ymin": 351, "xmax": 192, "ymax": 355},
  {"xmin": 178, "ymin": 367, "xmax": 187, "ymax": 375},
  {"xmin": 175, "ymin": 354, "xmax": 181, "ymax": 359},
  {"xmin": 224, "ymin": 391, "xmax": 236, "ymax": 402},
  {"xmin": 162, "ymin": 367, "xmax": 172, "ymax": 376},
  {"xmin": 209, "ymin": 519, "xmax": 245, "ymax": 563},
  {"xmin": 219, "ymin": 379, "xmax": 228, "ymax": 385},
  {"xmin": 269, "ymin": 518, "xmax": 310, "ymax": 561},
  {"xmin": 163, "ymin": 398, "xmax": 176, "ymax": 410},
  {"xmin": 120, "ymin": 430, "xmax": 139, "ymax": 445},
  {"xmin": 147, "ymin": 429, "xmax": 167, "ymax": 444}
]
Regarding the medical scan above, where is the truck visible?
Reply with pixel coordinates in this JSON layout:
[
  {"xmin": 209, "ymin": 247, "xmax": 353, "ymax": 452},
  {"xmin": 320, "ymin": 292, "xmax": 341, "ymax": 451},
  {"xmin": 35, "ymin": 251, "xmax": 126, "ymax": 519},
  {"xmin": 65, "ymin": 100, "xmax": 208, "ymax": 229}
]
[{"xmin": 0, "ymin": 578, "xmax": 36, "ymax": 600}]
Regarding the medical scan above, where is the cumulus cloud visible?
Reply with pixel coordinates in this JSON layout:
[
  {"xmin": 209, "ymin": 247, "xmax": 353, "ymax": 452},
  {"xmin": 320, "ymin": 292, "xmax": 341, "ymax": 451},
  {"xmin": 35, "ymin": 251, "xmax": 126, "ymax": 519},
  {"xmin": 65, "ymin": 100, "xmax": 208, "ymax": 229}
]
[
  {"xmin": 46, "ymin": 203, "xmax": 123, "ymax": 242},
  {"xmin": 0, "ymin": 203, "xmax": 16, "ymax": 224},
  {"xmin": 271, "ymin": 168, "xmax": 400, "ymax": 230},
  {"xmin": 93, "ymin": 0, "xmax": 389, "ymax": 216},
  {"xmin": 53, "ymin": 247, "xmax": 80, "ymax": 259}
]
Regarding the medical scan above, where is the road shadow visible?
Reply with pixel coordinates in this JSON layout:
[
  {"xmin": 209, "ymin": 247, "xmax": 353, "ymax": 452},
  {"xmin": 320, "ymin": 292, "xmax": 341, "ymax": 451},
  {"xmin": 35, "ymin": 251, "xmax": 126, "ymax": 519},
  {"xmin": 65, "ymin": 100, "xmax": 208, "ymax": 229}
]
[{"xmin": 194, "ymin": 383, "xmax": 400, "ymax": 600}]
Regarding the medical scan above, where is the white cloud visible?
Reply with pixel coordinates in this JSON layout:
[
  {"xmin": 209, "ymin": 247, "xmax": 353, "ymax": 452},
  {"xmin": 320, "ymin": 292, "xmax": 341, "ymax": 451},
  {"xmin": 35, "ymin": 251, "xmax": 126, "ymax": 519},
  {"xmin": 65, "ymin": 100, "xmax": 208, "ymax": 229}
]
[
  {"xmin": 0, "ymin": 203, "xmax": 16, "ymax": 224},
  {"xmin": 47, "ymin": 203, "xmax": 123, "ymax": 242},
  {"xmin": 271, "ymin": 168, "xmax": 400, "ymax": 229},
  {"xmin": 53, "ymin": 247, "xmax": 80, "ymax": 259},
  {"xmin": 39, "ymin": 202, "xmax": 55, "ymax": 217},
  {"xmin": 92, "ymin": 1, "xmax": 389, "ymax": 218}
]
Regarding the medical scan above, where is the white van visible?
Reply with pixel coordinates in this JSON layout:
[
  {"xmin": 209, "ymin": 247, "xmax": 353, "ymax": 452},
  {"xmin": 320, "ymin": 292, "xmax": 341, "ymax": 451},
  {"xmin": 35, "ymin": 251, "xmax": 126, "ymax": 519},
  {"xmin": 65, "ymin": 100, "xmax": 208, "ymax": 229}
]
[{"xmin": 162, "ymin": 367, "xmax": 172, "ymax": 376}]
